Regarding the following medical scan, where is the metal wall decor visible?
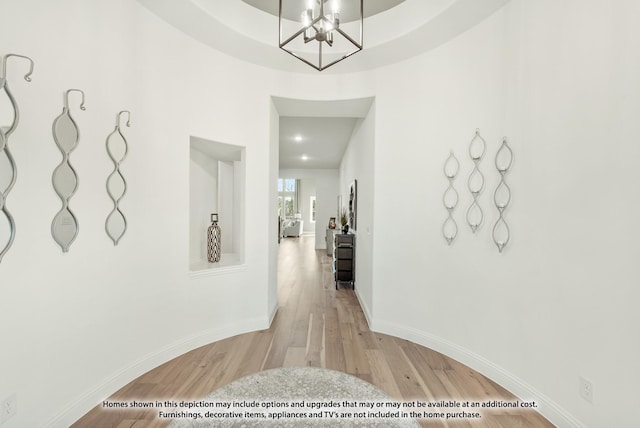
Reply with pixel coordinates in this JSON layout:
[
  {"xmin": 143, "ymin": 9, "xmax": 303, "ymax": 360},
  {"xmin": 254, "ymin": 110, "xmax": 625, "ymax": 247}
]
[
  {"xmin": 492, "ymin": 137, "xmax": 513, "ymax": 253},
  {"xmin": 348, "ymin": 179, "xmax": 357, "ymax": 231},
  {"xmin": 51, "ymin": 89, "xmax": 85, "ymax": 252},
  {"xmin": 0, "ymin": 54, "xmax": 34, "ymax": 263},
  {"xmin": 466, "ymin": 129, "xmax": 486, "ymax": 233},
  {"xmin": 105, "ymin": 110, "xmax": 130, "ymax": 245},
  {"xmin": 442, "ymin": 151, "xmax": 459, "ymax": 245},
  {"xmin": 207, "ymin": 213, "xmax": 221, "ymax": 263}
]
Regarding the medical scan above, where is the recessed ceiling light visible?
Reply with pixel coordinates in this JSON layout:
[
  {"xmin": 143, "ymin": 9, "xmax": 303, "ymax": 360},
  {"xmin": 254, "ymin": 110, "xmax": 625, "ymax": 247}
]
[
  {"xmin": 294, "ymin": 135, "xmax": 302, "ymax": 142},
  {"xmin": 301, "ymin": 155, "xmax": 308, "ymax": 161}
]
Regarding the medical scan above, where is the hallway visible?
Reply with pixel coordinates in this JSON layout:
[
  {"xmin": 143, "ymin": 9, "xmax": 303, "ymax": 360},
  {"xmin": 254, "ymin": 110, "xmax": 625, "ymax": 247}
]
[{"xmin": 73, "ymin": 235, "xmax": 552, "ymax": 427}]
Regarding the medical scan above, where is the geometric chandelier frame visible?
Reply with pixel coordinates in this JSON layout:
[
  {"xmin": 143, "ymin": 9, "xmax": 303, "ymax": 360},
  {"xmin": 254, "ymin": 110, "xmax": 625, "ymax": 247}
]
[{"xmin": 279, "ymin": 0, "xmax": 363, "ymax": 71}]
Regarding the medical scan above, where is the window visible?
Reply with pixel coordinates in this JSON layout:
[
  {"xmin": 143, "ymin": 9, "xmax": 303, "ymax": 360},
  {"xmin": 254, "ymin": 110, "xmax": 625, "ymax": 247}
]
[
  {"xmin": 284, "ymin": 196, "xmax": 294, "ymax": 217},
  {"xmin": 277, "ymin": 196, "xmax": 295, "ymax": 218},
  {"xmin": 278, "ymin": 178, "xmax": 297, "ymax": 218},
  {"xmin": 310, "ymin": 196, "xmax": 316, "ymax": 223},
  {"xmin": 284, "ymin": 178, "xmax": 296, "ymax": 192},
  {"xmin": 278, "ymin": 178, "xmax": 296, "ymax": 193}
]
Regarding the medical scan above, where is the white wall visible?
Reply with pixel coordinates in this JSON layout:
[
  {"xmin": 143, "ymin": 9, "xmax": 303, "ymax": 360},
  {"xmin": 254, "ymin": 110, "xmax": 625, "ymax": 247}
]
[
  {"xmin": 189, "ymin": 148, "xmax": 218, "ymax": 264},
  {"xmin": 233, "ymin": 155, "xmax": 245, "ymax": 263},
  {"xmin": 1, "ymin": 0, "xmax": 638, "ymax": 427},
  {"xmin": 299, "ymin": 178, "xmax": 316, "ymax": 233},
  {"xmin": 267, "ymin": 100, "xmax": 280, "ymax": 324},
  {"xmin": 339, "ymin": 106, "xmax": 376, "ymax": 323},
  {"xmin": 279, "ymin": 169, "xmax": 339, "ymax": 249},
  {"xmin": 503, "ymin": 1, "xmax": 639, "ymax": 425},
  {"xmin": 0, "ymin": 1, "xmax": 279, "ymax": 426},
  {"xmin": 370, "ymin": 1, "xmax": 640, "ymax": 427},
  {"xmin": 218, "ymin": 160, "xmax": 234, "ymax": 253}
]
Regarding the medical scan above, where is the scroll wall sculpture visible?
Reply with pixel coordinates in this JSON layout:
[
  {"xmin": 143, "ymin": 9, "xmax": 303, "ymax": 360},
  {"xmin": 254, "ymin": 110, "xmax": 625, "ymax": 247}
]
[
  {"xmin": 0, "ymin": 54, "xmax": 34, "ymax": 263},
  {"xmin": 442, "ymin": 151, "xmax": 459, "ymax": 245},
  {"xmin": 466, "ymin": 129, "xmax": 486, "ymax": 233},
  {"xmin": 105, "ymin": 110, "xmax": 130, "ymax": 245},
  {"xmin": 492, "ymin": 137, "xmax": 513, "ymax": 253},
  {"xmin": 51, "ymin": 89, "xmax": 85, "ymax": 252}
]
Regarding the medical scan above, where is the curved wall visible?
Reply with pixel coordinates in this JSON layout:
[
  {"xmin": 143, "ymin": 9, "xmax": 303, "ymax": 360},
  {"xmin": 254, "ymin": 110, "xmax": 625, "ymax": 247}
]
[
  {"xmin": 1, "ymin": 1, "xmax": 281, "ymax": 426},
  {"xmin": 1, "ymin": 0, "xmax": 638, "ymax": 427},
  {"xmin": 369, "ymin": 1, "xmax": 640, "ymax": 427}
]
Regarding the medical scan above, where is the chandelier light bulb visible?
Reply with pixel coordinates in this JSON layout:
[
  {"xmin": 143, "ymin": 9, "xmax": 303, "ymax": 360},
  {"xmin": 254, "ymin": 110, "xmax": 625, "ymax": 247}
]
[
  {"xmin": 331, "ymin": 0, "xmax": 340, "ymax": 30},
  {"xmin": 331, "ymin": 0, "xmax": 340, "ymax": 14},
  {"xmin": 325, "ymin": 19, "xmax": 334, "ymax": 31},
  {"xmin": 301, "ymin": 10, "xmax": 310, "ymax": 27}
]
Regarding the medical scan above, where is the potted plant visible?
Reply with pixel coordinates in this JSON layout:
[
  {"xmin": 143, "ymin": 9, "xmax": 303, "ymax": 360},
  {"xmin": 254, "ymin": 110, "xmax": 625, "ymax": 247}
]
[{"xmin": 340, "ymin": 208, "xmax": 349, "ymax": 234}]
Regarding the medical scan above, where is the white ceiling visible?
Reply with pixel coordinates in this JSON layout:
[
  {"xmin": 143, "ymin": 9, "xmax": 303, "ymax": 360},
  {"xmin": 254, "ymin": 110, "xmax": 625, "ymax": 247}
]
[
  {"xmin": 242, "ymin": 0, "xmax": 406, "ymax": 22},
  {"xmin": 136, "ymin": 0, "xmax": 510, "ymax": 74},
  {"xmin": 136, "ymin": 0, "xmax": 510, "ymax": 170},
  {"xmin": 279, "ymin": 117, "xmax": 358, "ymax": 169},
  {"xmin": 274, "ymin": 96, "xmax": 374, "ymax": 170}
]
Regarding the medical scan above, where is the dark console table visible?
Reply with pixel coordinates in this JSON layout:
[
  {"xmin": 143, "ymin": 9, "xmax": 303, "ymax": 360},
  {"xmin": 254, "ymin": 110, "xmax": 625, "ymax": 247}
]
[{"xmin": 333, "ymin": 233, "xmax": 355, "ymax": 289}]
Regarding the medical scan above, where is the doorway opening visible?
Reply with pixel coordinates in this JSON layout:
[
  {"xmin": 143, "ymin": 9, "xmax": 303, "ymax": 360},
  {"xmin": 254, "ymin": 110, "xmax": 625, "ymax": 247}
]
[{"xmin": 270, "ymin": 96, "xmax": 374, "ymax": 307}]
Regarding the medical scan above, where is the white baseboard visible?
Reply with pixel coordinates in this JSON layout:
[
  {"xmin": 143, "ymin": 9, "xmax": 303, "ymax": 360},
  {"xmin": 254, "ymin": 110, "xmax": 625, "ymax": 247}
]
[
  {"xmin": 372, "ymin": 319, "xmax": 586, "ymax": 428},
  {"xmin": 44, "ymin": 316, "xmax": 270, "ymax": 428},
  {"xmin": 268, "ymin": 300, "xmax": 279, "ymax": 325},
  {"xmin": 354, "ymin": 288, "xmax": 373, "ymax": 328}
]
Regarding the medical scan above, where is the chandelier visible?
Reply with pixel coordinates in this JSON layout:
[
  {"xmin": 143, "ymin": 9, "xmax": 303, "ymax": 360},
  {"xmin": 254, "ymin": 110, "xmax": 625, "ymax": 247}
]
[{"xmin": 279, "ymin": 0, "xmax": 363, "ymax": 71}]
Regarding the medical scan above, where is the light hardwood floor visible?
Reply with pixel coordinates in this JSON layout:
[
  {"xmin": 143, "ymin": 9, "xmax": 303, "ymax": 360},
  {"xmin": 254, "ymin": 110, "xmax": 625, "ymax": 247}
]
[{"xmin": 73, "ymin": 235, "xmax": 553, "ymax": 427}]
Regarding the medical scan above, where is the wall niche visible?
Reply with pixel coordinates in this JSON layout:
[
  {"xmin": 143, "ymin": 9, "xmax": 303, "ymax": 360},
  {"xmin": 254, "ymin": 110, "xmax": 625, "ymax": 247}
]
[{"xmin": 189, "ymin": 136, "xmax": 245, "ymax": 274}]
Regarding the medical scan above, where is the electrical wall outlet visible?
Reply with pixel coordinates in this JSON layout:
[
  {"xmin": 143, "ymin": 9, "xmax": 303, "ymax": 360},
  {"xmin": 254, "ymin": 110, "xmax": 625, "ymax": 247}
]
[
  {"xmin": 0, "ymin": 393, "xmax": 17, "ymax": 424},
  {"xmin": 579, "ymin": 377, "xmax": 593, "ymax": 403}
]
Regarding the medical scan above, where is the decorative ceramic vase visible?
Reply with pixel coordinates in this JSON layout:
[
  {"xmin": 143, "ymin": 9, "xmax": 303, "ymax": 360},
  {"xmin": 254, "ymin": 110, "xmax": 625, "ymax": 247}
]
[
  {"xmin": 207, "ymin": 213, "xmax": 221, "ymax": 262},
  {"xmin": 342, "ymin": 224, "xmax": 349, "ymax": 234}
]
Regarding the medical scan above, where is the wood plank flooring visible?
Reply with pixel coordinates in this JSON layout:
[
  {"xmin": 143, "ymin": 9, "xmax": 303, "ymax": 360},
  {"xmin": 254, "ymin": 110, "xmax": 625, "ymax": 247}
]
[{"xmin": 72, "ymin": 235, "xmax": 554, "ymax": 427}]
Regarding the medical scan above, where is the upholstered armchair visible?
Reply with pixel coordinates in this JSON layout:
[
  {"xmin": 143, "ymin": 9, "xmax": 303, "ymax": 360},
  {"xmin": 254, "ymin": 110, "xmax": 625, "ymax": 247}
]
[{"xmin": 282, "ymin": 219, "xmax": 303, "ymax": 237}]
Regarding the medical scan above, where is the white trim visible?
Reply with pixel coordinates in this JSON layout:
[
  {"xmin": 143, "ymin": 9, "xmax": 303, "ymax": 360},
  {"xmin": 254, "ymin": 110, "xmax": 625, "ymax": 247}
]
[
  {"xmin": 189, "ymin": 264, "xmax": 247, "ymax": 278},
  {"xmin": 44, "ymin": 316, "xmax": 269, "ymax": 428},
  {"xmin": 372, "ymin": 319, "xmax": 587, "ymax": 428},
  {"xmin": 354, "ymin": 288, "xmax": 373, "ymax": 329},
  {"xmin": 268, "ymin": 301, "xmax": 279, "ymax": 325}
]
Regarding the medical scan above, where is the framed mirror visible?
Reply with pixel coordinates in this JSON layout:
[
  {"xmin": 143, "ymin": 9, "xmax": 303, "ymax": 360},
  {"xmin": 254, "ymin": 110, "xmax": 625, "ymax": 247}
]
[
  {"xmin": 0, "ymin": 88, "xmax": 16, "ymax": 131},
  {"xmin": 466, "ymin": 129, "xmax": 486, "ymax": 234},
  {"xmin": 51, "ymin": 89, "xmax": 85, "ymax": 253},
  {"xmin": 0, "ymin": 53, "xmax": 34, "ymax": 262},
  {"xmin": 0, "ymin": 130, "xmax": 15, "ymax": 263},
  {"xmin": 105, "ymin": 110, "xmax": 130, "ymax": 245}
]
